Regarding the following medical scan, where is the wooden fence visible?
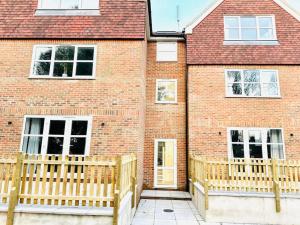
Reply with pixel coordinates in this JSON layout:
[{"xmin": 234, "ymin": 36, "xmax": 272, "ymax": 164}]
[
  {"xmin": 0, "ymin": 153, "xmax": 137, "ymax": 225},
  {"xmin": 189, "ymin": 155, "xmax": 300, "ymax": 212}
]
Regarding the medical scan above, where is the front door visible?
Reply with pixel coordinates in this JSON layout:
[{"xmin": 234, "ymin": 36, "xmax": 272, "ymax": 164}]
[{"xmin": 154, "ymin": 139, "xmax": 177, "ymax": 188}]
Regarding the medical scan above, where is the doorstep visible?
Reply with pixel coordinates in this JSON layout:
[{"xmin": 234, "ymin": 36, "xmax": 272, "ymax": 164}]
[{"xmin": 141, "ymin": 190, "xmax": 191, "ymax": 200}]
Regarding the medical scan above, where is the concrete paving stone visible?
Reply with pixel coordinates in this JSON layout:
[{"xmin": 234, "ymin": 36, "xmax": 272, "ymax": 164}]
[
  {"xmin": 131, "ymin": 218, "xmax": 154, "ymax": 225},
  {"xmin": 154, "ymin": 220, "xmax": 177, "ymax": 225},
  {"xmin": 176, "ymin": 220, "xmax": 200, "ymax": 225}
]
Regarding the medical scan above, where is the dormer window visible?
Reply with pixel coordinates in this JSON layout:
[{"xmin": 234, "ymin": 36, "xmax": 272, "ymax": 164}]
[
  {"xmin": 224, "ymin": 16, "xmax": 276, "ymax": 41},
  {"xmin": 36, "ymin": 0, "xmax": 100, "ymax": 16},
  {"xmin": 38, "ymin": 0, "xmax": 99, "ymax": 9}
]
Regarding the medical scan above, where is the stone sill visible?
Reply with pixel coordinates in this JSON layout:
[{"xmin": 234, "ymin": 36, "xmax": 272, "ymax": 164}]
[
  {"xmin": 224, "ymin": 40, "xmax": 279, "ymax": 46},
  {"xmin": 35, "ymin": 9, "xmax": 100, "ymax": 16}
]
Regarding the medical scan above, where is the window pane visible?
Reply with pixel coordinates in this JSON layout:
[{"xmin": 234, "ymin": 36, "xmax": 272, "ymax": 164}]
[
  {"xmin": 248, "ymin": 130, "xmax": 262, "ymax": 143},
  {"xmin": 249, "ymin": 144, "xmax": 263, "ymax": 158},
  {"xmin": 81, "ymin": 0, "xmax": 99, "ymax": 9},
  {"xmin": 35, "ymin": 47, "xmax": 52, "ymax": 60},
  {"xmin": 41, "ymin": 0, "xmax": 60, "ymax": 9},
  {"xmin": 268, "ymin": 144, "xmax": 284, "ymax": 159},
  {"xmin": 76, "ymin": 62, "xmax": 93, "ymax": 76},
  {"xmin": 231, "ymin": 130, "xmax": 243, "ymax": 142},
  {"xmin": 224, "ymin": 17, "xmax": 239, "ymax": 28},
  {"xmin": 227, "ymin": 71, "xmax": 241, "ymax": 82},
  {"xmin": 47, "ymin": 137, "xmax": 64, "ymax": 154},
  {"xmin": 53, "ymin": 62, "xmax": 74, "ymax": 77},
  {"xmin": 241, "ymin": 28, "xmax": 257, "ymax": 40},
  {"xmin": 261, "ymin": 71, "xmax": 277, "ymax": 83},
  {"xmin": 244, "ymin": 70, "xmax": 260, "ymax": 82},
  {"xmin": 259, "ymin": 17, "xmax": 273, "ymax": 27},
  {"xmin": 71, "ymin": 121, "xmax": 88, "ymax": 135},
  {"xmin": 228, "ymin": 83, "xmax": 242, "ymax": 95},
  {"xmin": 61, "ymin": 0, "xmax": 80, "ymax": 9},
  {"xmin": 55, "ymin": 46, "xmax": 75, "ymax": 60},
  {"xmin": 244, "ymin": 83, "xmax": 261, "ymax": 96},
  {"xmin": 33, "ymin": 62, "xmax": 51, "ymax": 76},
  {"xmin": 69, "ymin": 138, "xmax": 86, "ymax": 155},
  {"xmin": 263, "ymin": 83, "xmax": 278, "ymax": 96},
  {"xmin": 240, "ymin": 17, "xmax": 256, "ymax": 27},
  {"xmin": 259, "ymin": 28, "xmax": 274, "ymax": 39},
  {"xmin": 267, "ymin": 129, "xmax": 283, "ymax": 143},
  {"xmin": 77, "ymin": 47, "xmax": 94, "ymax": 60},
  {"xmin": 157, "ymin": 81, "xmax": 176, "ymax": 102},
  {"xmin": 225, "ymin": 28, "xmax": 239, "ymax": 40},
  {"xmin": 24, "ymin": 118, "xmax": 44, "ymax": 135},
  {"xmin": 232, "ymin": 144, "xmax": 244, "ymax": 158},
  {"xmin": 49, "ymin": 120, "xmax": 66, "ymax": 135},
  {"xmin": 22, "ymin": 136, "xmax": 43, "ymax": 154}
]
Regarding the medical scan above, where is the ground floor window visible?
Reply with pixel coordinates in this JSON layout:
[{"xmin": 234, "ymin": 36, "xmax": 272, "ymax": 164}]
[
  {"xmin": 228, "ymin": 128, "xmax": 285, "ymax": 160},
  {"xmin": 21, "ymin": 116, "xmax": 92, "ymax": 156}
]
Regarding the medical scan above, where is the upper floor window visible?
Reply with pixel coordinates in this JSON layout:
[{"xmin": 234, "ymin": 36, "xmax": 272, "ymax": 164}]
[
  {"xmin": 156, "ymin": 42, "xmax": 178, "ymax": 62},
  {"xmin": 31, "ymin": 45, "xmax": 96, "ymax": 79},
  {"xmin": 38, "ymin": 0, "xmax": 99, "ymax": 9},
  {"xmin": 21, "ymin": 116, "xmax": 92, "ymax": 156},
  {"xmin": 156, "ymin": 79, "xmax": 177, "ymax": 104},
  {"xmin": 224, "ymin": 16, "xmax": 276, "ymax": 41},
  {"xmin": 225, "ymin": 70, "xmax": 280, "ymax": 97},
  {"xmin": 228, "ymin": 128, "xmax": 284, "ymax": 160}
]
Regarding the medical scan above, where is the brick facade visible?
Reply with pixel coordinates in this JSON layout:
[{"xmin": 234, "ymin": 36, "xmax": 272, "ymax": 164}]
[
  {"xmin": 0, "ymin": 39, "xmax": 146, "ymax": 192},
  {"xmin": 187, "ymin": 0, "xmax": 300, "ymax": 65},
  {"xmin": 144, "ymin": 41, "xmax": 187, "ymax": 190},
  {"xmin": 188, "ymin": 65, "xmax": 300, "ymax": 159}
]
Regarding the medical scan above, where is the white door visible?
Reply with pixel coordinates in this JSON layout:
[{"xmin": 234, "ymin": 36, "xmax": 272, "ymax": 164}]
[{"xmin": 154, "ymin": 139, "xmax": 177, "ymax": 188}]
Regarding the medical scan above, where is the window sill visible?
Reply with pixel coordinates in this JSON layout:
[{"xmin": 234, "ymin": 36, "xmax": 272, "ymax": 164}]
[
  {"xmin": 223, "ymin": 40, "xmax": 279, "ymax": 46},
  {"xmin": 35, "ymin": 9, "xmax": 100, "ymax": 16},
  {"xmin": 29, "ymin": 76, "xmax": 96, "ymax": 80},
  {"xmin": 225, "ymin": 96, "xmax": 282, "ymax": 99},
  {"xmin": 155, "ymin": 102, "xmax": 178, "ymax": 105}
]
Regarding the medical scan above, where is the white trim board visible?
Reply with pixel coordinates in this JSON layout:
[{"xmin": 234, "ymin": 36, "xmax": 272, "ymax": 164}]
[{"xmin": 185, "ymin": 0, "xmax": 300, "ymax": 34}]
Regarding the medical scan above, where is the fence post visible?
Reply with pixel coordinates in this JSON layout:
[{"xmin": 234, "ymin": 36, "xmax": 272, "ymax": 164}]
[
  {"xmin": 272, "ymin": 159, "xmax": 281, "ymax": 213},
  {"xmin": 131, "ymin": 156, "xmax": 137, "ymax": 209},
  {"xmin": 191, "ymin": 157, "xmax": 196, "ymax": 195},
  {"xmin": 6, "ymin": 153, "xmax": 23, "ymax": 225},
  {"xmin": 204, "ymin": 159, "xmax": 209, "ymax": 210},
  {"xmin": 113, "ymin": 156, "xmax": 122, "ymax": 225}
]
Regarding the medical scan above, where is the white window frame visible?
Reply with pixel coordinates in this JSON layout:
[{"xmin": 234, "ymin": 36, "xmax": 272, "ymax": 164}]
[
  {"xmin": 20, "ymin": 115, "xmax": 93, "ymax": 156},
  {"xmin": 225, "ymin": 69, "xmax": 281, "ymax": 98},
  {"xmin": 224, "ymin": 15, "xmax": 277, "ymax": 41},
  {"xmin": 227, "ymin": 127, "xmax": 286, "ymax": 160},
  {"xmin": 154, "ymin": 139, "xmax": 177, "ymax": 189},
  {"xmin": 155, "ymin": 79, "xmax": 178, "ymax": 104},
  {"xmin": 30, "ymin": 45, "xmax": 97, "ymax": 79},
  {"xmin": 156, "ymin": 42, "xmax": 178, "ymax": 62},
  {"xmin": 38, "ymin": 0, "xmax": 100, "ymax": 10}
]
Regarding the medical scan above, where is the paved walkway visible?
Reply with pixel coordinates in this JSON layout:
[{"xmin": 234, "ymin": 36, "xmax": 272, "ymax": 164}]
[{"xmin": 131, "ymin": 199, "xmax": 204, "ymax": 225}]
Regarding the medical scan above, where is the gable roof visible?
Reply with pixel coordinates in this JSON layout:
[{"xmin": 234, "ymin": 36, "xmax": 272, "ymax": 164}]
[
  {"xmin": 185, "ymin": 0, "xmax": 300, "ymax": 34},
  {"xmin": 0, "ymin": 0, "xmax": 146, "ymax": 39}
]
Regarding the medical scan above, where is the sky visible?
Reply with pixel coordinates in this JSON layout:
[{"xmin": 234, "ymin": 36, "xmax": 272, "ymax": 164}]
[{"xmin": 151, "ymin": 0, "xmax": 300, "ymax": 31}]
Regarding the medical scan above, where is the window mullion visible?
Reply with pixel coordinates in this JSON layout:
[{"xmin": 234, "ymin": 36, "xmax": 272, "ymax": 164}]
[
  {"xmin": 72, "ymin": 46, "xmax": 78, "ymax": 77},
  {"xmin": 238, "ymin": 17, "xmax": 242, "ymax": 40},
  {"xmin": 41, "ymin": 118, "xmax": 50, "ymax": 155},
  {"xmin": 63, "ymin": 119, "xmax": 72, "ymax": 156},
  {"xmin": 244, "ymin": 129, "xmax": 250, "ymax": 159},
  {"xmin": 262, "ymin": 129, "xmax": 268, "ymax": 159},
  {"xmin": 49, "ymin": 46, "xmax": 55, "ymax": 77},
  {"xmin": 256, "ymin": 17, "xmax": 260, "ymax": 40}
]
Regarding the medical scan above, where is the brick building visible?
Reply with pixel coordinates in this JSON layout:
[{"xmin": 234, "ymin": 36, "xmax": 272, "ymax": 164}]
[{"xmin": 0, "ymin": 0, "xmax": 300, "ymax": 194}]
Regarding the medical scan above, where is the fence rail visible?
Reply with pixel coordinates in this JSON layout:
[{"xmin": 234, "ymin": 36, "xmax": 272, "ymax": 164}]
[
  {"xmin": 0, "ymin": 153, "xmax": 137, "ymax": 225},
  {"xmin": 189, "ymin": 155, "xmax": 300, "ymax": 212}
]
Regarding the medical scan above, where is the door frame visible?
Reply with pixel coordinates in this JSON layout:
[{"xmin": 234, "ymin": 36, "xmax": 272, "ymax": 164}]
[{"xmin": 154, "ymin": 139, "xmax": 177, "ymax": 189}]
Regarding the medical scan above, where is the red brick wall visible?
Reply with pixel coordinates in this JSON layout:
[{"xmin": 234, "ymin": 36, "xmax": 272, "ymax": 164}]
[
  {"xmin": 187, "ymin": 0, "xmax": 300, "ymax": 65},
  {"xmin": 0, "ymin": 39, "xmax": 146, "ymax": 193},
  {"xmin": 144, "ymin": 41, "xmax": 187, "ymax": 190},
  {"xmin": 188, "ymin": 65, "xmax": 300, "ymax": 159}
]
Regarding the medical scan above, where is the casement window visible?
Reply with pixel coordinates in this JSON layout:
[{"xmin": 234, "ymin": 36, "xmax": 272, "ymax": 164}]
[
  {"xmin": 224, "ymin": 16, "xmax": 276, "ymax": 41},
  {"xmin": 156, "ymin": 79, "xmax": 177, "ymax": 104},
  {"xmin": 156, "ymin": 42, "xmax": 178, "ymax": 62},
  {"xmin": 228, "ymin": 128, "xmax": 285, "ymax": 160},
  {"xmin": 38, "ymin": 0, "xmax": 99, "ymax": 9},
  {"xmin": 225, "ymin": 70, "xmax": 280, "ymax": 97},
  {"xmin": 31, "ymin": 45, "xmax": 96, "ymax": 79},
  {"xmin": 21, "ymin": 116, "xmax": 92, "ymax": 156}
]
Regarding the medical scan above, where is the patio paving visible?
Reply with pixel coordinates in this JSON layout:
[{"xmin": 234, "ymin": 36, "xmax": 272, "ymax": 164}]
[{"xmin": 141, "ymin": 190, "xmax": 191, "ymax": 200}]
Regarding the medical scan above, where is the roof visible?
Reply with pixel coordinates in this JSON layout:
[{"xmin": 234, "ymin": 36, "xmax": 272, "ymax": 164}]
[
  {"xmin": 0, "ymin": 0, "xmax": 146, "ymax": 39},
  {"xmin": 185, "ymin": 0, "xmax": 300, "ymax": 34}
]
